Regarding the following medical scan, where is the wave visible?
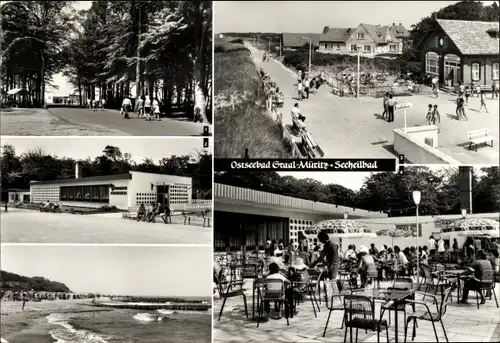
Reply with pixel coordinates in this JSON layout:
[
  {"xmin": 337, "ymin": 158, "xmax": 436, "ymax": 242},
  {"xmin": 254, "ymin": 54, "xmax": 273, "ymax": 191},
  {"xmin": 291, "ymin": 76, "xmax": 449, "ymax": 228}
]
[
  {"xmin": 156, "ymin": 310, "xmax": 174, "ymax": 315},
  {"xmin": 132, "ymin": 313, "xmax": 163, "ymax": 322},
  {"xmin": 46, "ymin": 313, "xmax": 111, "ymax": 343}
]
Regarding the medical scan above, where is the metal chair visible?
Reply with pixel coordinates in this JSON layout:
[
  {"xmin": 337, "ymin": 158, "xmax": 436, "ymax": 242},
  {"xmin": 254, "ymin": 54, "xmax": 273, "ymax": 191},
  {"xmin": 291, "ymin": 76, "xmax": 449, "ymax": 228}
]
[
  {"xmin": 323, "ymin": 279, "xmax": 349, "ymax": 337},
  {"xmin": 383, "ymin": 277, "xmax": 414, "ymax": 326},
  {"xmin": 307, "ymin": 268, "xmax": 323, "ymax": 305},
  {"xmin": 404, "ymin": 284, "xmax": 455, "ymax": 342},
  {"xmin": 217, "ymin": 277, "xmax": 248, "ymax": 321},
  {"xmin": 256, "ymin": 279, "xmax": 289, "ymax": 328},
  {"xmin": 343, "ymin": 295, "xmax": 390, "ymax": 343},
  {"xmin": 420, "ymin": 264, "xmax": 454, "ymax": 302},
  {"xmin": 474, "ymin": 269, "xmax": 499, "ymax": 309}
]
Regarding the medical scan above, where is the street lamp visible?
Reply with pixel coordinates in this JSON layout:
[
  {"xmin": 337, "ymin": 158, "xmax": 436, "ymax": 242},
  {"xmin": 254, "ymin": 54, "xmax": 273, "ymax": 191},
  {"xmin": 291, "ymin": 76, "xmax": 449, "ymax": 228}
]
[
  {"xmin": 302, "ymin": 36, "xmax": 312, "ymax": 76},
  {"xmin": 412, "ymin": 190, "xmax": 421, "ymax": 286}
]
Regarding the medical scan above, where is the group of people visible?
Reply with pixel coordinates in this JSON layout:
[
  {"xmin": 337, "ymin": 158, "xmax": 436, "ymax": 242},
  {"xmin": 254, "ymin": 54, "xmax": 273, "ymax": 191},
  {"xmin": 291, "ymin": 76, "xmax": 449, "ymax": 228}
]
[
  {"xmin": 136, "ymin": 202, "xmax": 171, "ymax": 224},
  {"xmin": 120, "ymin": 95, "xmax": 161, "ymax": 120},
  {"xmin": 39, "ymin": 200, "xmax": 61, "ymax": 212},
  {"xmin": 296, "ymin": 70, "xmax": 322, "ymax": 101},
  {"xmin": 87, "ymin": 98, "xmax": 106, "ymax": 111}
]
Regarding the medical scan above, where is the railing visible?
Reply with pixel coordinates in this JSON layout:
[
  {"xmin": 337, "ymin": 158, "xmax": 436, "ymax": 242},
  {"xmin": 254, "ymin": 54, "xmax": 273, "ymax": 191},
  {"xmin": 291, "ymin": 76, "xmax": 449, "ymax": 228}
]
[{"xmin": 184, "ymin": 200, "xmax": 212, "ymax": 211}]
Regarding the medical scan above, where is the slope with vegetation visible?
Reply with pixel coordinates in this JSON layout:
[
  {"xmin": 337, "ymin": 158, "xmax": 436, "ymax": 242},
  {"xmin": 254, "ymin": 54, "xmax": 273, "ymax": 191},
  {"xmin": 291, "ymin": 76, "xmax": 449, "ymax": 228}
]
[
  {"xmin": 1, "ymin": 270, "xmax": 71, "ymax": 293},
  {"xmin": 214, "ymin": 37, "xmax": 290, "ymax": 158}
]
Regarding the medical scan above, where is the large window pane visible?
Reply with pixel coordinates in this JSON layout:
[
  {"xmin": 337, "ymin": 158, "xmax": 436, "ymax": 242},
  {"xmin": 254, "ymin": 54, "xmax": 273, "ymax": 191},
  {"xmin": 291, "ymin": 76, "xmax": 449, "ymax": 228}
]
[
  {"xmin": 471, "ymin": 63, "xmax": 480, "ymax": 81},
  {"xmin": 92, "ymin": 186, "xmax": 99, "ymax": 201},
  {"xmin": 60, "ymin": 187, "xmax": 67, "ymax": 200},
  {"xmin": 83, "ymin": 186, "xmax": 91, "ymax": 201},
  {"xmin": 493, "ymin": 63, "xmax": 499, "ymax": 80},
  {"xmin": 75, "ymin": 186, "xmax": 82, "ymax": 200},
  {"xmin": 100, "ymin": 185, "xmax": 109, "ymax": 202},
  {"xmin": 67, "ymin": 187, "xmax": 74, "ymax": 200}
]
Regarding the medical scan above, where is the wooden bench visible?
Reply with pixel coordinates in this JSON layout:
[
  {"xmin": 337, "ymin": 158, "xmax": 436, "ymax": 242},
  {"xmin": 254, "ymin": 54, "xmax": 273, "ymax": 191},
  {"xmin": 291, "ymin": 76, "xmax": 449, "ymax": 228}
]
[
  {"xmin": 467, "ymin": 128, "xmax": 496, "ymax": 151},
  {"xmin": 182, "ymin": 209, "xmax": 211, "ymax": 227}
]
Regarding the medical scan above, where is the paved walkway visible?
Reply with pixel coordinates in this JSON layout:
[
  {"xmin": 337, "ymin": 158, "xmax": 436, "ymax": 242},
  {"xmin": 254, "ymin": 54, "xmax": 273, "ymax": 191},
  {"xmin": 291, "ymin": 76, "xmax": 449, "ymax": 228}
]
[
  {"xmin": 249, "ymin": 45, "xmax": 499, "ymax": 164},
  {"xmin": 0, "ymin": 208, "xmax": 211, "ymax": 244},
  {"xmin": 214, "ymin": 279, "xmax": 500, "ymax": 342}
]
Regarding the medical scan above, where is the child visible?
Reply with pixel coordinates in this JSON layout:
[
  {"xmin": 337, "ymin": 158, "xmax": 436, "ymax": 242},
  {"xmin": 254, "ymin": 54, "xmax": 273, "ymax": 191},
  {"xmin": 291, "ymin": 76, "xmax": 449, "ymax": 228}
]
[
  {"xmin": 480, "ymin": 90, "xmax": 488, "ymax": 113},
  {"xmin": 465, "ymin": 85, "xmax": 471, "ymax": 105},
  {"xmin": 426, "ymin": 104, "xmax": 433, "ymax": 125},
  {"xmin": 458, "ymin": 97, "xmax": 467, "ymax": 120},
  {"xmin": 432, "ymin": 104, "xmax": 441, "ymax": 125},
  {"xmin": 297, "ymin": 81, "xmax": 303, "ymax": 101},
  {"xmin": 152, "ymin": 98, "xmax": 161, "ymax": 121}
]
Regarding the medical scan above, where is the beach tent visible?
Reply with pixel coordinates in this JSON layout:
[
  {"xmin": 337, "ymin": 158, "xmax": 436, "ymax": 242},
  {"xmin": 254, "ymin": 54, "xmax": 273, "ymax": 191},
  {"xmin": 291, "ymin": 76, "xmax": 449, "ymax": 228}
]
[{"xmin": 440, "ymin": 218, "xmax": 499, "ymax": 238}]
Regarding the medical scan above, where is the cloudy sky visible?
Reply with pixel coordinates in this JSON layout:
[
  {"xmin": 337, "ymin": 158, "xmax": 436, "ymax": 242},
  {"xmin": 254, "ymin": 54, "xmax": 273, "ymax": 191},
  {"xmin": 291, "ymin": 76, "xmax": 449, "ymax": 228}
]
[
  {"xmin": 1, "ymin": 137, "xmax": 208, "ymax": 163},
  {"xmin": 215, "ymin": 1, "xmax": 498, "ymax": 33},
  {"xmin": 1, "ymin": 245, "xmax": 212, "ymax": 297}
]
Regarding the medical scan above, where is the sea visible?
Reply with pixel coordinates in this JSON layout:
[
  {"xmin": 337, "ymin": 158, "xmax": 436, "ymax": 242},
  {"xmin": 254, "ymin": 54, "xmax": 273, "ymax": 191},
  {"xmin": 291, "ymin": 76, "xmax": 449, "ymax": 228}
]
[{"xmin": 45, "ymin": 308, "xmax": 211, "ymax": 343}]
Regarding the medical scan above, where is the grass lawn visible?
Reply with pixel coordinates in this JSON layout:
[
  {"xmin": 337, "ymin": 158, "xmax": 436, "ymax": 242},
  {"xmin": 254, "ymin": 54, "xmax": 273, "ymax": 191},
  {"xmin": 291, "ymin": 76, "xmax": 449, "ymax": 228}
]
[{"xmin": 214, "ymin": 38, "xmax": 291, "ymax": 158}]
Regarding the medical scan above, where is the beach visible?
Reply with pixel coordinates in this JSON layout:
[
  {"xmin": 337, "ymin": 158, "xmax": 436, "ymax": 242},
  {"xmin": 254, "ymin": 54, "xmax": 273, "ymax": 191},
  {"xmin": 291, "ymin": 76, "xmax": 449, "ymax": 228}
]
[{"xmin": 1, "ymin": 299, "xmax": 211, "ymax": 343}]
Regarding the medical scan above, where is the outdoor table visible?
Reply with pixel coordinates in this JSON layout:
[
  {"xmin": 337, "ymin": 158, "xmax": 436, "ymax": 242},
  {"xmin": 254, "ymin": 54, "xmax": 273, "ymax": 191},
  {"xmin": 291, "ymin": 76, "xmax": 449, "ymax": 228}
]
[
  {"xmin": 442, "ymin": 269, "xmax": 471, "ymax": 303},
  {"xmin": 355, "ymin": 288, "xmax": 416, "ymax": 343}
]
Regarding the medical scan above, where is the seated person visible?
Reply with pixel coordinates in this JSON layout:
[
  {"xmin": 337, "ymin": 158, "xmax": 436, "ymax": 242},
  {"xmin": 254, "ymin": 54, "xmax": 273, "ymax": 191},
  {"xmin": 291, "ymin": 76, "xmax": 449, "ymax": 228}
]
[
  {"xmin": 291, "ymin": 103, "xmax": 305, "ymax": 130},
  {"xmin": 344, "ymin": 245, "xmax": 357, "ymax": 261},
  {"xmin": 358, "ymin": 246, "xmax": 378, "ymax": 287},
  {"xmin": 42, "ymin": 200, "xmax": 52, "ymax": 210},
  {"xmin": 393, "ymin": 245, "xmax": 408, "ymax": 276},
  {"xmin": 136, "ymin": 203, "xmax": 146, "ymax": 222},
  {"xmin": 148, "ymin": 202, "xmax": 164, "ymax": 222},
  {"xmin": 459, "ymin": 250, "xmax": 493, "ymax": 305},
  {"xmin": 145, "ymin": 202, "xmax": 155, "ymax": 222},
  {"xmin": 264, "ymin": 262, "xmax": 291, "ymax": 319},
  {"xmin": 287, "ymin": 258, "xmax": 310, "ymax": 313}
]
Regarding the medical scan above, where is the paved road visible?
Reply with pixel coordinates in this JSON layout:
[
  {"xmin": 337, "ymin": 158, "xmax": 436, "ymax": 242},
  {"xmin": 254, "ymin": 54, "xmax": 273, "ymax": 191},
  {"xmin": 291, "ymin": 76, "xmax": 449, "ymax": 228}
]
[
  {"xmin": 1, "ymin": 208, "xmax": 212, "ymax": 244},
  {"xmin": 46, "ymin": 107, "xmax": 211, "ymax": 136},
  {"xmin": 250, "ymin": 46, "xmax": 499, "ymax": 164}
]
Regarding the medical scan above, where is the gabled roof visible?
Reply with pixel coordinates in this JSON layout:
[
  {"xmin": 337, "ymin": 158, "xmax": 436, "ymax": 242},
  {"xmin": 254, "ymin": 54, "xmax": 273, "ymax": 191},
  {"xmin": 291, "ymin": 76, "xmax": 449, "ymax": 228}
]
[
  {"xmin": 436, "ymin": 19, "xmax": 499, "ymax": 55},
  {"xmin": 282, "ymin": 33, "xmax": 319, "ymax": 48},
  {"xmin": 361, "ymin": 24, "xmax": 389, "ymax": 44},
  {"xmin": 389, "ymin": 24, "xmax": 410, "ymax": 38},
  {"xmin": 319, "ymin": 27, "xmax": 352, "ymax": 42}
]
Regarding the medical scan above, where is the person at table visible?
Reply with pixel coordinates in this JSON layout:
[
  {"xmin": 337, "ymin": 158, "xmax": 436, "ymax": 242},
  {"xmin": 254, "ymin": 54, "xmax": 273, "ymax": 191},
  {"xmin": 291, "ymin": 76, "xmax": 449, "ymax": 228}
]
[
  {"xmin": 409, "ymin": 246, "xmax": 418, "ymax": 275},
  {"xmin": 264, "ymin": 262, "xmax": 291, "ymax": 320},
  {"xmin": 474, "ymin": 237, "xmax": 482, "ymax": 251},
  {"xmin": 310, "ymin": 231, "xmax": 340, "ymax": 281},
  {"xmin": 452, "ymin": 238, "xmax": 459, "ymax": 261},
  {"xmin": 287, "ymin": 258, "xmax": 311, "ymax": 313},
  {"xmin": 393, "ymin": 245, "xmax": 408, "ymax": 276},
  {"xmin": 344, "ymin": 245, "xmax": 357, "ymax": 261},
  {"xmin": 369, "ymin": 243, "xmax": 379, "ymax": 256},
  {"xmin": 459, "ymin": 250, "xmax": 493, "ymax": 305},
  {"xmin": 136, "ymin": 203, "xmax": 146, "ymax": 222},
  {"xmin": 428, "ymin": 235, "xmax": 437, "ymax": 256},
  {"xmin": 264, "ymin": 240, "xmax": 273, "ymax": 257},
  {"xmin": 358, "ymin": 246, "xmax": 378, "ymax": 287},
  {"xmin": 420, "ymin": 246, "xmax": 429, "ymax": 265},
  {"xmin": 491, "ymin": 238, "xmax": 499, "ymax": 255},
  {"xmin": 311, "ymin": 245, "xmax": 321, "ymax": 264}
]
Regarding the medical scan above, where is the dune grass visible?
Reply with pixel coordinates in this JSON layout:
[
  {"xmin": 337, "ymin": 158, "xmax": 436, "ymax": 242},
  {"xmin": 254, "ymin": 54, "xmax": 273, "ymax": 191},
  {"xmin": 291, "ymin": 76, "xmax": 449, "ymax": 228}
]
[{"xmin": 214, "ymin": 40, "xmax": 291, "ymax": 158}]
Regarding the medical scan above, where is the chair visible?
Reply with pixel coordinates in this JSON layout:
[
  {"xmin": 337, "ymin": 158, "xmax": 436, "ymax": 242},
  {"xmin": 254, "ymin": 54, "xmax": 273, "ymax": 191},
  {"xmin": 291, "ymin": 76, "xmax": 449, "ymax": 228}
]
[
  {"xmin": 404, "ymin": 285, "xmax": 455, "ymax": 342},
  {"xmin": 290, "ymin": 271, "xmax": 320, "ymax": 317},
  {"xmin": 307, "ymin": 268, "xmax": 323, "ymax": 305},
  {"xmin": 343, "ymin": 295, "xmax": 389, "ymax": 343},
  {"xmin": 383, "ymin": 278, "xmax": 414, "ymax": 326},
  {"xmin": 256, "ymin": 279, "xmax": 289, "ymax": 328},
  {"xmin": 323, "ymin": 279, "xmax": 349, "ymax": 337},
  {"xmin": 217, "ymin": 277, "xmax": 248, "ymax": 321},
  {"xmin": 474, "ymin": 269, "xmax": 499, "ymax": 309},
  {"xmin": 420, "ymin": 265, "xmax": 454, "ymax": 302}
]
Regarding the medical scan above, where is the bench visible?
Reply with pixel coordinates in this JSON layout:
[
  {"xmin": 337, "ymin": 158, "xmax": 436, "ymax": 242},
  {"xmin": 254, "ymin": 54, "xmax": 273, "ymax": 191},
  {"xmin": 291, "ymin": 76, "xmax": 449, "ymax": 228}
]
[
  {"xmin": 291, "ymin": 111, "xmax": 306, "ymax": 133},
  {"xmin": 182, "ymin": 209, "xmax": 211, "ymax": 227},
  {"xmin": 123, "ymin": 206, "xmax": 174, "ymax": 223},
  {"xmin": 467, "ymin": 128, "xmax": 496, "ymax": 151}
]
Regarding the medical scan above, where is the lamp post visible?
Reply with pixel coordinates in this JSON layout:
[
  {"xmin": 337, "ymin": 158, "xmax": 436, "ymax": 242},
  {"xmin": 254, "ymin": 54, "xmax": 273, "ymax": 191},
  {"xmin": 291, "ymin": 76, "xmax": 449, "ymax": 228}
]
[
  {"xmin": 412, "ymin": 190, "xmax": 421, "ymax": 286},
  {"xmin": 302, "ymin": 36, "xmax": 312, "ymax": 75}
]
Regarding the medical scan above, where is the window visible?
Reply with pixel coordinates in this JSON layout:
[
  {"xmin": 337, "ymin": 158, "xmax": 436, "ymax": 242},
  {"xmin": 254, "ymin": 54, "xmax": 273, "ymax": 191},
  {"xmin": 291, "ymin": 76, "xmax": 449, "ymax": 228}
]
[
  {"xmin": 493, "ymin": 63, "xmax": 499, "ymax": 80},
  {"xmin": 336, "ymin": 43, "xmax": 341, "ymax": 50},
  {"xmin": 100, "ymin": 185, "xmax": 109, "ymax": 201},
  {"xmin": 389, "ymin": 44, "xmax": 397, "ymax": 52},
  {"xmin": 61, "ymin": 185, "xmax": 109, "ymax": 203},
  {"xmin": 350, "ymin": 45, "xmax": 357, "ymax": 52},
  {"xmin": 425, "ymin": 52, "xmax": 439, "ymax": 75},
  {"xmin": 471, "ymin": 63, "xmax": 480, "ymax": 81},
  {"xmin": 83, "ymin": 186, "xmax": 91, "ymax": 200},
  {"xmin": 357, "ymin": 32, "xmax": 364, "ymax": 40},
  {"xmin": 74, "ymin": 186, "xmax": 82, "ymax": 200},
  {"xmin": 364, "ymin": 45, "xmax": 371, "ymax": 53},
  {"xmin": 60, "ymin": 187, "xmax": 67, "ymax": 200}
]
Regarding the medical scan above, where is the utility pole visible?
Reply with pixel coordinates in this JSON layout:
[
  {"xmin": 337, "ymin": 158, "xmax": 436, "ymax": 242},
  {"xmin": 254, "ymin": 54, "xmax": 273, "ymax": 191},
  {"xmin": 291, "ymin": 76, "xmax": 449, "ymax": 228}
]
[{"xmin": 279, "ymin": 37, "xmax": 282, "ymax": 58}]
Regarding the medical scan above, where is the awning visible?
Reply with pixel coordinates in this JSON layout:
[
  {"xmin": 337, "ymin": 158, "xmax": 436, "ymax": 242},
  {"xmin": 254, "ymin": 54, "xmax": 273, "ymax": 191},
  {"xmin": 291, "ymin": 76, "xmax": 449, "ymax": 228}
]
[{"xmin": 7, "ymin": 88, "xmax": 28, "ymax": 95}]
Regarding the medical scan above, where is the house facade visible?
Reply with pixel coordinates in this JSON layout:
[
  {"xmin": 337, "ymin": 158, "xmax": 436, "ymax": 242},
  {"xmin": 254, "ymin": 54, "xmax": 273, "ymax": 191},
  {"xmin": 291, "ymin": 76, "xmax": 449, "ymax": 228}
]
[
  {"xmin": 420, "ymin": 19, "xmax": 499, "ymax": 87},
  {"xmin": 281, "ymin": 33, "xmax": 319, "ymax": 51},
  {"xmin": 318, "ymin": 23, "xmax": 409, "ymax": 58}
]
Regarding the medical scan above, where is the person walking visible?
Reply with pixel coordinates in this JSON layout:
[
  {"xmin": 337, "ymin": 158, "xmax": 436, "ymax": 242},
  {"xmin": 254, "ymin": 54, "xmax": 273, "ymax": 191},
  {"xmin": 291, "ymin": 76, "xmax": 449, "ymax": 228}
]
[
  {"xmin": 136, "ymin": 96, "xmax": 144, "ymax": 118},
  {"xmin": 456, "ymin": 96, "xmax": 466, "ymax": 120},
  {"xmin": 458, "ymin": 82, "xmax": 465, "ymax": 97},
  {"xmin": 144, "ymin": 95, "xmax": 152, "ymax": 120},
  {"xmin": 310, "ymin": 231, "xmax": 340, "ymax": 287},
  {"xmin": 382, "ymin": 92, "xmax": 389, "ymax": 119},
  {"xmin": 428, "ymin": 235, "xmax": 437, "ymax": 256},
  {"xmin": 438, "ymin": 237, "xmax": 446, "ymax": 257},
  {"xmin": 152, "ymin": 98, "xmax": 161, "ymax": 121},
  {"xmin": 297, "ymin": 81, "xmax": 303, "ymax": 101},
  {"xmin": 432, "ymin": 104, "xmax": 441, "ymax": 125},
  {"xmin": 426, "ymin": 104, "xmax": 433, "ymax": 125},
  {"xmin": 465, "ymin": 85, "xmax": 471, "ymax": 105},
  {"xmin": 100, "ymin": 98, "xmax": 106, "ymax": 111},
  {"xmin": 492, "ymin": 82, "xmax": 498, "ymax": 99},
  {"xmin": 479, "ymin": 90, "xmax": 488, "ymax": 113},
  {"xmin": 120, "ymin": 96, "xmax": 132, "ymax": 119},
  {"xmin": 386, "ymin": 94, "xmax": 396, "ymax": 122},
  {"xmin": 304, "ymin": 78, "xmax": 310, "ymax": 99}
]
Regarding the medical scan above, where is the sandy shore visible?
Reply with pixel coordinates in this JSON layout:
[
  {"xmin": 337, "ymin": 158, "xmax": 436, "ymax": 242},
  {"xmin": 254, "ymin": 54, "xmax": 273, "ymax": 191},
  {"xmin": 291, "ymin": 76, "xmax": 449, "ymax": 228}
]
[{"xmin": 0, "ymin": 299, "xmax": 110, "ymax": 343}]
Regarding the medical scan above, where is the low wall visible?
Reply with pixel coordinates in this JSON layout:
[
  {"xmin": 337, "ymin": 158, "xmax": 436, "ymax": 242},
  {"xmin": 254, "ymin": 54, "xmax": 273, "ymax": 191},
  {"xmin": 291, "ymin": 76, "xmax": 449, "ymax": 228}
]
[{"xmin": 393, "ymin": 126, "xmax": 460, "ymax": 164}]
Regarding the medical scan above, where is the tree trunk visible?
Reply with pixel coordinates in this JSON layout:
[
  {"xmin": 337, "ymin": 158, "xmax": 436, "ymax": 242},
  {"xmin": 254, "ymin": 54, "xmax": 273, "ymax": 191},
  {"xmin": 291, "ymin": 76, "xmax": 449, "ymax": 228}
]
[
  {"xmin": 41, "ymin": 55, "xmax": 45, "ymax": 107},
  {"xmin": 78, "ymin": 77, "xmax": 82, "ymax": 106},
  {"xmin": 193, "ymin": 3, "xmax": 208, "ymax": 123}
]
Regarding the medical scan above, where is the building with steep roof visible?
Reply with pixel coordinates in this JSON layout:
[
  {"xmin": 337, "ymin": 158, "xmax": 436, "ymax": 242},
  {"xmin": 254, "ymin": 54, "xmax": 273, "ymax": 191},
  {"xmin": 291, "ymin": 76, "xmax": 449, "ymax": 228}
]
[
  {"xmin": 419, "ymin": 19, "xmax": 499, "ymax": 87},
  {"xmin": 318, "ymin": 23, "xmax": 409, "ymax": 58}
]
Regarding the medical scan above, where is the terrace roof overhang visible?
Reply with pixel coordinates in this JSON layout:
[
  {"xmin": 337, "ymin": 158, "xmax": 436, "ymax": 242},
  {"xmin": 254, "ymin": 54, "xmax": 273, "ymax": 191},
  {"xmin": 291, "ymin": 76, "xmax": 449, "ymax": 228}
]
[{"xmin": 215, "ymin": 183, "xmax": 387, "ymax": 219}]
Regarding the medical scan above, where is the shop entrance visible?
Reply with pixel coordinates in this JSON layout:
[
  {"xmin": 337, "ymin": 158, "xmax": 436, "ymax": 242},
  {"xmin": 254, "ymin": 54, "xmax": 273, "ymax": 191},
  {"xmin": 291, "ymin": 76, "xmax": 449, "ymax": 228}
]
[{"xmin": 156, "ymin": 185, "xmax": 170, "ymax": 209}]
